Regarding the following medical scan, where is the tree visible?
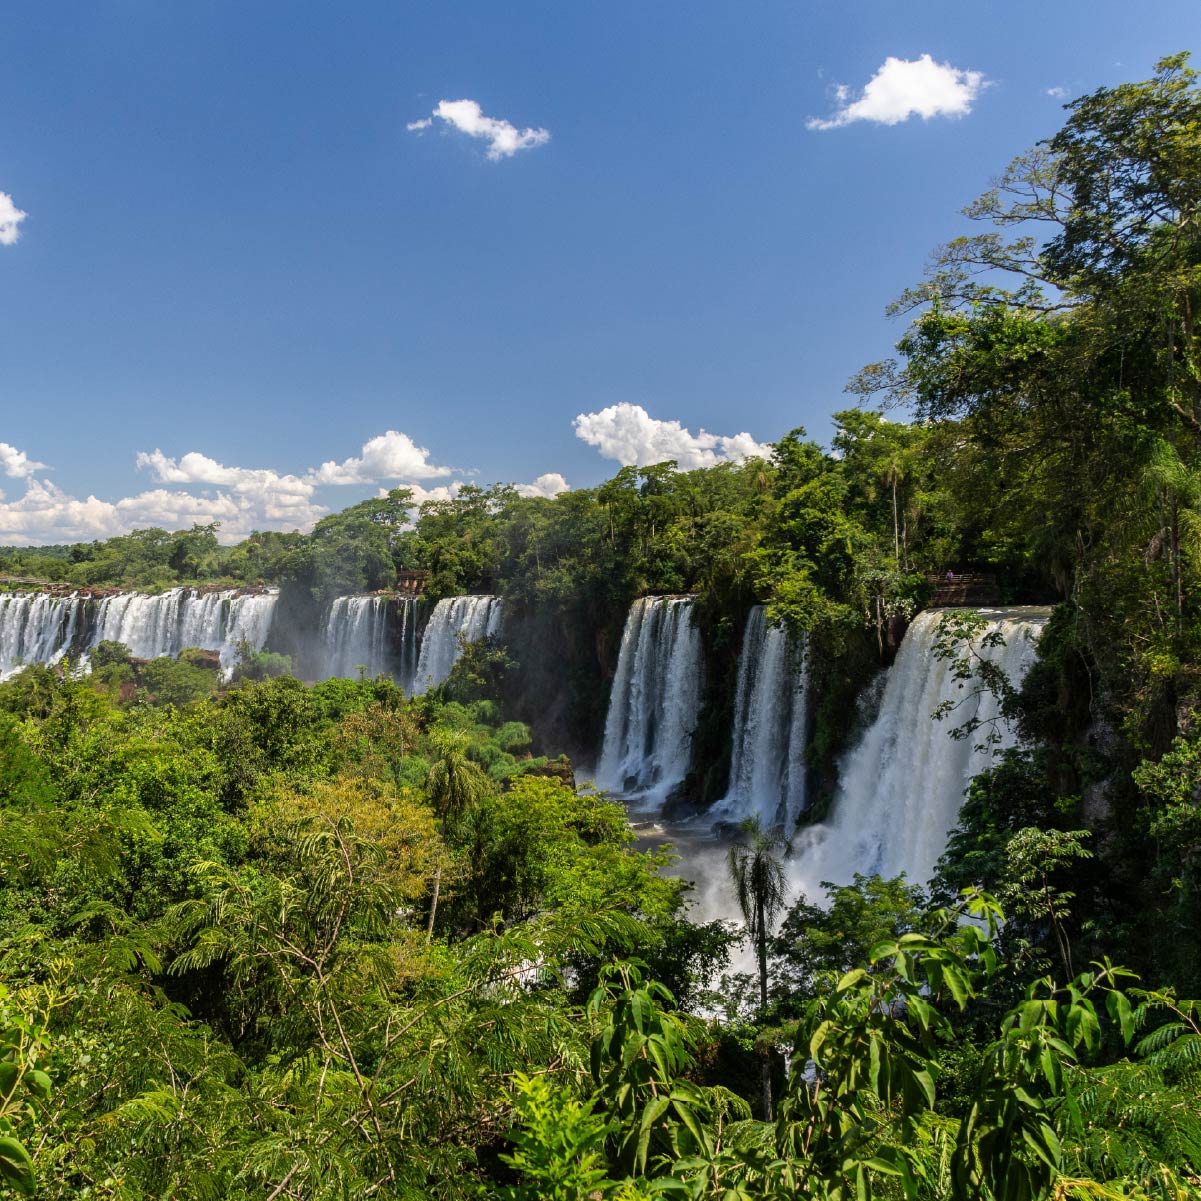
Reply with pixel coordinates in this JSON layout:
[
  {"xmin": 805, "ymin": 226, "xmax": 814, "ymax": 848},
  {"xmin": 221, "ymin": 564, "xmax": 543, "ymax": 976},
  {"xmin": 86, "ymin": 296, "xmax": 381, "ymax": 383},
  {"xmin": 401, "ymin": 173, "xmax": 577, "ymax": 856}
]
[
  {"xmin": 727, "ymin": 816, "xmax": 787, "ymax": 1118},
  {"xmin": 424, "ymin": 729, "xmax": 492, "ymax": 938},
  {"xmin": 771, "ymin": 873, "xmax": 928, "ymax": 1010}
]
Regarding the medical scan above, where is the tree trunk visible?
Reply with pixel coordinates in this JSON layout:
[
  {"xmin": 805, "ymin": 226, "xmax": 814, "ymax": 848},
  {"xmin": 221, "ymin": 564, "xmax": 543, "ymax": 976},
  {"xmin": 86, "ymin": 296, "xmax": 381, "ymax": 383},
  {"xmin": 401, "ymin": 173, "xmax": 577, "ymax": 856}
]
[
  {"xmin": 892, "ymin": 477, "xmax": 900, "ymax": 564},
  {"xmin": 426, "ymin": 864, "xmax": 442, "ymax": 943},
  {"xmin": 1172, "ymin": 496, "xmax": 1183, "ymax": 632},
  {"xmin": 757, "ymin": 897, "xmax": 773, "ymax": 1120}
]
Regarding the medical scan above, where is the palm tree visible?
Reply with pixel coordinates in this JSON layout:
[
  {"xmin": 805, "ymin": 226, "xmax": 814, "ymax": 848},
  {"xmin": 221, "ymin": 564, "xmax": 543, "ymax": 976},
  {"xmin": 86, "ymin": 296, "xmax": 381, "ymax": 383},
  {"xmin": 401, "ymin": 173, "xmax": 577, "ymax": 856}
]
[
  {"xmin": 727, "ymin": 816, "xmax": 788, "ymax": 1118},
  {"xmin": 424, "ymin": 730, "xmax": 491, "ymax": 939}
]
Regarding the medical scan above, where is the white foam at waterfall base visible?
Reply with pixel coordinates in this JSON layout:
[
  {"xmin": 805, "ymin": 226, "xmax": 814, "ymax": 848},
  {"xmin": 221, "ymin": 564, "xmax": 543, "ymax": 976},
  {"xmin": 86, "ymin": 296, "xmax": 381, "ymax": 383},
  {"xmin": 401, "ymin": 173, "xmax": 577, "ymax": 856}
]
[
  {"xmin": 786, "ymin": 607, "xmax": 1049, "ymax": 900},
  {"xmin": 411, "ymin": 596, "xmax": 502, "ymax": 694},
  {"xmin": 596, "ymin": 596, "xmax": 703, "ymax": 809},
  {"xmin": 713, "ymin": 605, "xmax": 810, "ymax": 831}
]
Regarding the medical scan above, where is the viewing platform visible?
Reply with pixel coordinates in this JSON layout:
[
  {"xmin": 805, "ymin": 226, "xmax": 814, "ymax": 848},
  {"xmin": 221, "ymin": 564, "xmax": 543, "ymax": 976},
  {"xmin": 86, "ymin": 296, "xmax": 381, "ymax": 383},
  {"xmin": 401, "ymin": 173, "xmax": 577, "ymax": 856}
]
[
  {"xmin": 926, "ymin": 572, "xmax": 1000, "ymax": 607},
  {"xmin": 395, "ymin": 570, "xmax": 430, "ymax": 596}
]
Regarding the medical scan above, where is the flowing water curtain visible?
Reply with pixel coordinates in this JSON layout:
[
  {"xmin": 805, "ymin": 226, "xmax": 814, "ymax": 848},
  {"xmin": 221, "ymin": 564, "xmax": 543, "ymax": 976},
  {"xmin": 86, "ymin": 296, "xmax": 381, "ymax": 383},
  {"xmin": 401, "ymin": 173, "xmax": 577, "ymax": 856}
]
[
  {"xmin": 596, "ymin": 596, "xmax": 703, "ymax": 804},
  {"xmin": 719, "ymin": 606, "xmax": 811, "ymax": 832},
  {"xmin": 320, "ymin": 596, "xmax": 389, "ymax": 680},
  {"xmin": 89, "ymin": 589, "xmax": 188, "ymax": 659},
  {"xmin": 0, "ymin": 593, "xmax": 85, "ymax": 679},
  {"xmin": 411, "ymin": 596, "xmax": 502, "ymax": 694},
  {"xmin": 86, "ymin": 588, "xmax": 278, "ymax": 667},
  {"xmin": 318, "ymin": 595, "xmax": 418, "ymax": 685},
  {"xmin": 790, "ymin": 607, "xmax": 1049, "ymax": 896},
  {"xmin": 219, "ymin": 591, "xmax": 278, "ymax": 673}
]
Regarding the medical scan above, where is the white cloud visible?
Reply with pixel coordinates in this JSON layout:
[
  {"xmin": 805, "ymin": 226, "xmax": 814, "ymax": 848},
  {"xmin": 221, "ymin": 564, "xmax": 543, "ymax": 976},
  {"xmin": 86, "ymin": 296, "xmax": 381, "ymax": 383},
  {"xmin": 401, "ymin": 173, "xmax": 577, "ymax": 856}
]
[
  {"xmin": 807, "ymin": 55, "xmax": 986, "ymax": 130},
  {"xmin": 0, "ymin": 478, "xmax": 317, "ymax": 548},
  {"xmin": 1, "ymin": 430, "xmax": 469, "ymax": 545},
  {"xmin": 0, "ymin": 478, "xmax": 121, "ymax": 545},
  {"xmin": 409, "ymin": 98, "xmax": 550, "ymax": 160},
  {"xmin": 1047, "ymin": 86, "xmax": 1069, "ymax": 99},
  {"xmin": 515, "ymin": 472, "xmax": 570, "ymax": 499},
  {"xmin": 1, "ymin": 431, "xmax": 574, "ymax": 546},
  {"xmin": 573, "ymin": 403, "xmax": 771, "ymax": 471},
  {"xmin": 0, "ymin": 193, "xmax": 27, "ymax": 246},
  {"xmin": 310, "ymin": 430, "xmax": 451, "ymax": 485},
  {"xmin": 0, "ymin": 443, "xmax": 47, "ymax": 479}
]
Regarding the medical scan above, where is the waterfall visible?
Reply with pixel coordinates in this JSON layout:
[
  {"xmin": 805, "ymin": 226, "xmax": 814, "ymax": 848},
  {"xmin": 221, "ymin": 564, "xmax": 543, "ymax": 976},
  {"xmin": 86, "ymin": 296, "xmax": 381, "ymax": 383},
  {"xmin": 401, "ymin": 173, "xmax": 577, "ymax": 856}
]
[
  {"xmin": 216, "ymin": 592, "xmax": 279, "ymax": 672},
  {"xmin": 319, "ymin": 595, "xmax": 419, "ymax": 685},
  {"xmin": 411, "ymin": 595, "xmax": 502, "ymax": 694},
  {"xmin": 596, "ymin": 596, "xmax": 703, "ymax": 804},
  {"xmin": 0, "ymin": 593, "xmax": 84, "ymax": 680},
  {"xmin": 790, "ymin": 606, "xmax": 1049, "ymax": 894},
  {"xmin": 89, "ymin": 588, "xmax": 278, "ymax": 670},
  {"xmin": 0, "ymin": 588, "xmax": 278, "ymax": 680},
  {"xmin": 716, "ymin": 605, "xmax": 810, "ymax": 831}
]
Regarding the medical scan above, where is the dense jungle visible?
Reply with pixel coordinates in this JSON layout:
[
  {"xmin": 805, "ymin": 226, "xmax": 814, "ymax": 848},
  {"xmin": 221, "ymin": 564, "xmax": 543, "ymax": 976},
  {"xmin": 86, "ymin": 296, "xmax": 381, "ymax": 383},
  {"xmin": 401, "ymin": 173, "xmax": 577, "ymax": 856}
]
[{"xmin": 2, "ymin": 54, "xmax": 1201, "ymax": 1200}]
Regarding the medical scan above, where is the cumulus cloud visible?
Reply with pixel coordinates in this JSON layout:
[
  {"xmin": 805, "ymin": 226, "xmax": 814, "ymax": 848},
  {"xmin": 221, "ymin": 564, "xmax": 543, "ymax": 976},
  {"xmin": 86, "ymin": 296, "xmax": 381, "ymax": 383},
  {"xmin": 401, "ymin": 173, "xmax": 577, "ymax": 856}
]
[
  {"xmin": 1, "ymin": 430, "xmax": 574, "ymax": 546},
  {"xmin": 2, "ymin": 429, "xmax": 483, "ymax": 545},
  {"xmin": 408, "ymin": 98, "xmax": 550, "ymax": 160},
  {"xmin": 0, "ymin": 443, "xmax": 47, "ymax": 479},
  {"xmin": 573, "ymin": 404, "xmax": 771, "ymax": 471},
  {"xmin": 1047, "ymin": 86, "xmax": 1069, "ymax": 99},
  {"xmin": 0, "ymin": 192, "xmax": 27, "ymax": 246},
  {"xmin": 807, "ymin": 55, "xmax": 986, "ymax": 130},
  {"xmin": 515, "ymin": 472, "xmax": 570, "ymax": 499},
  {"xmin": 310, "ymin": 430, "xmax": 451, "ymax": 485}
]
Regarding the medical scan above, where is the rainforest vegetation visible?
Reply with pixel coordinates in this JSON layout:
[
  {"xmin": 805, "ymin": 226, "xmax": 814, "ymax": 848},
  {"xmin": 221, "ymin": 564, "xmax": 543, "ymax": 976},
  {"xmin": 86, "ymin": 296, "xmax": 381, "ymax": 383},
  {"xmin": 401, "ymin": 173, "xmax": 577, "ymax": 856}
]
[{"xmin": 3, "ymin": 54, "xmax": 1201, "ymax": 1200}]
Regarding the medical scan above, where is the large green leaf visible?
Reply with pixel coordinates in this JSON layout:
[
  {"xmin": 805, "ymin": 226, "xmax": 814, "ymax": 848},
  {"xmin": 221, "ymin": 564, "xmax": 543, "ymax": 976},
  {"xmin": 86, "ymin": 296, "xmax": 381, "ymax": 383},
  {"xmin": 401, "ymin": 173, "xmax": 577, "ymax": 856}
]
[{"xmin": 0, "ymin": 1135, "xmax": 35, "ymax": 1196}]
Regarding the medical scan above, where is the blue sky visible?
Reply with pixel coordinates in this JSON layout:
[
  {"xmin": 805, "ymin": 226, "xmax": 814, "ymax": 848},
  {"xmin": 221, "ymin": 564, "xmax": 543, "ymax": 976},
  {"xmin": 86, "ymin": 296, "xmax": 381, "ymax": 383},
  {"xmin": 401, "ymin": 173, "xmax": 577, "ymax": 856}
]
[{"xmin": 0, "ymin": 1, "xmax": 1195, "ymax": 543}]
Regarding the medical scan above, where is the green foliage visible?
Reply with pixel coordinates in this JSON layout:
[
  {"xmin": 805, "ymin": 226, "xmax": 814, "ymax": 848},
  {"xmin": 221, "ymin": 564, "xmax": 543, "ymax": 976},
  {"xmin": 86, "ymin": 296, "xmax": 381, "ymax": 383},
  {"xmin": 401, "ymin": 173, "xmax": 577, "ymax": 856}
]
[
  {"xmin": 0, "ymin": 984, "xmax": 52, "ymax": 1198},
  {"xmin": 771, "ymin": 873, "xmax": 929, "ymax": 1010},
  {"xmin": 229, "ymin": 641, "xmax": 293, "ymax": 683},
  {"xmin": 500, "ymin": 1073, "xmax": 614, "ymax": 1200}
]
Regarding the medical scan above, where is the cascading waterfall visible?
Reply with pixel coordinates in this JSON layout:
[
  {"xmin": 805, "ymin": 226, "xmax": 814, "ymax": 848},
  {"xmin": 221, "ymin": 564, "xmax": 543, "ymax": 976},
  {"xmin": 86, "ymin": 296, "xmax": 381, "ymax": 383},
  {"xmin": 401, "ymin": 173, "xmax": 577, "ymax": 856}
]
[
  {"xmin": 789, "ymin": 606, "xmax": 1050, "ymax": 895},
  {"xmin": 596, "ymin": 596, "xmax": 703, "ymax": 804},
  {"xmin": 411, "ymin": 595, "xmax": 502, "ymax": 694},
  {"xmin": 89, "ymin": 588, "xmax": 278, "ymax": 670},
  {"xmin": 0, "ymin": 587, "xmax": 278, "ymax": 679},
  {"xmin": 715, "ymin": 605, "xmax": 810, "ymax": 830},
  {"xmin": 0, "ymin": 593, "xmax": 83, "ymax": 680},
  {"xmin": 318, "ymin": 595, "xmax": 419, "ymax": 685}
]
